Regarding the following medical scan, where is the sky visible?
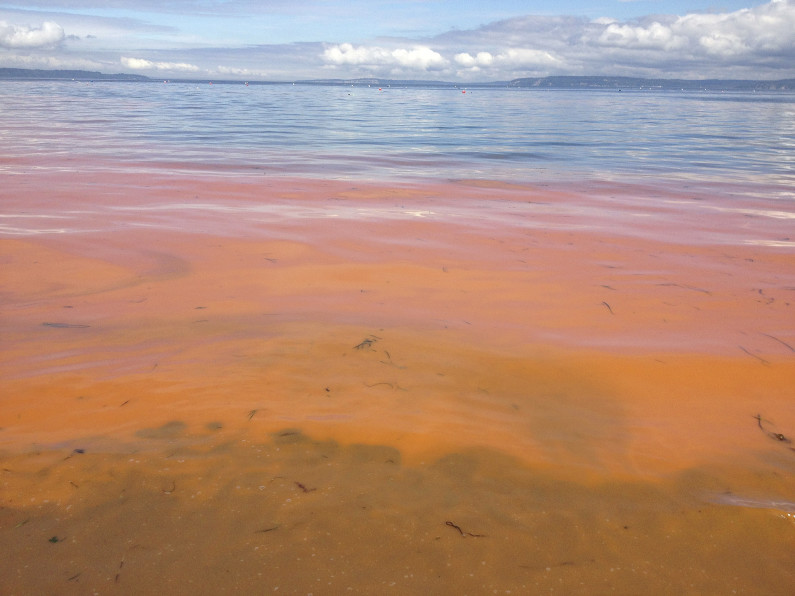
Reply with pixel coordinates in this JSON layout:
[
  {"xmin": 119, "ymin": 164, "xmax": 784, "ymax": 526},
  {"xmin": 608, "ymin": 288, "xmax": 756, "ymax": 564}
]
[{"xmin": 0, "ymin": 0, "xmax": 793, "ymax": 81}]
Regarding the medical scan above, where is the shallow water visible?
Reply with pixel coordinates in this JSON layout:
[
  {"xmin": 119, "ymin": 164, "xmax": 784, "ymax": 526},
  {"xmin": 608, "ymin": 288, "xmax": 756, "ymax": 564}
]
[
  {"xmin": 2, "ymin": 436, "xmax": 793, "ymax": 595},
  {"xmin": 1, "ymin": 84, "xmax": 794, "ymax": 593}
]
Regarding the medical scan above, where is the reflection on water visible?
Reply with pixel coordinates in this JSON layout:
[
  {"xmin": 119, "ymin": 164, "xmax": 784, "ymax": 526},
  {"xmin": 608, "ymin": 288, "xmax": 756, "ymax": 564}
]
[{"xmin": 1, "ymin": 81, "xmax": 794, "ymax": 184}]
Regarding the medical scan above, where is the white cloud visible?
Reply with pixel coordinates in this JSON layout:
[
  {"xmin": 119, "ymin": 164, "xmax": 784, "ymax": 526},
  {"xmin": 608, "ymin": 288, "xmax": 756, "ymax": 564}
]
[
  {"xmin": 597, "ymin": 21, "xmax": 688, "ymax": 51},
  {"xmin": 592, "ymin": 17, "xmax": 617, "ymax": 26},
  {"xmin": 592, "ymin": 0, "xmax": 795, "ymax": 58},
  {"xmin": 121, "ymin": 56, "xmax": 199, "ymax": 72},
  {"xmin": 0, "ymin": 20, "xmax": 64, "ymax": 48},
  {"xmin": 454, "ymin": 48, "xmax": 561, "ymax": 75},
  {"xmin": 678, "ymin": 2, "xmax": 795, "ymax": 56},
  {"xmin": 454, "ymin": 51, "xmax": 493, "ymax": 68},
  {"xmin": 215, "ymin": 65, "xmax": 270, "ymax": 78},
  {"xmin": 495, "ymin": 48, "xmax": 562, "ymax": 68},
  {"xmin": 391, "ymin": 46, "xmax": 447, "ymax": 70},
  {"xmin": 697, "ymin": 31, "xmax": 747, "ymax": 57},
  {"xmin": 323, "ymin": 43, "xmax": 389, "ymax": 65},
  {"xmin": 322, "ymin": 43, "xmax": 447, "ymax": 71}
]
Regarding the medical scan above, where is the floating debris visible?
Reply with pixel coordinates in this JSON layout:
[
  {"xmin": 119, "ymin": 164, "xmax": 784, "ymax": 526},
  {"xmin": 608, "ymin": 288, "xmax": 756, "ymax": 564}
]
[
  {"xmin": 445, "ymin": 521, "xmax": 485, "ymax": 538},
  {"xmin": 354, "ymin": 334, "xmax": 382, "ymax": 350}
]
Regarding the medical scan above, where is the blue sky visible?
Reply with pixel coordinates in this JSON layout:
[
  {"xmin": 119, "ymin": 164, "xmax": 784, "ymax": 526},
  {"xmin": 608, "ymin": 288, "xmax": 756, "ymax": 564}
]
[{"xmin": 1, "ymin": 1, "xmax": 793, "ymax": 80}]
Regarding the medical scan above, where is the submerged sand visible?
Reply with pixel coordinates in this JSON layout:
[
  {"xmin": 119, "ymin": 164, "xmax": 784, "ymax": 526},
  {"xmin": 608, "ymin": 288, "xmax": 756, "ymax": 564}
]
[{"xmin": 1, "ymin": 163, "xmax": 793, "ymax": 594}]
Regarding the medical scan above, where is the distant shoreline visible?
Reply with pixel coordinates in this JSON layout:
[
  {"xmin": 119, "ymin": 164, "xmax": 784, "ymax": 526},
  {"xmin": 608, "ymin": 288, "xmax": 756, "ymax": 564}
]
[
  {"xmin": 1, "ymin": 67, "xmax": 793, "ymax": 91},
  {"xmin": 0, "ymin": 68, "xmax": 149, "ymax": 82}
]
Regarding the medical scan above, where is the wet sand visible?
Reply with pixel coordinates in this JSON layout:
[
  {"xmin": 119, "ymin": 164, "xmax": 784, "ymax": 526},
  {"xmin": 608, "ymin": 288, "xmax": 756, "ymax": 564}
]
[{"xmin": 1, "ymin": 162, "xmax": 794, "ymax": 594}]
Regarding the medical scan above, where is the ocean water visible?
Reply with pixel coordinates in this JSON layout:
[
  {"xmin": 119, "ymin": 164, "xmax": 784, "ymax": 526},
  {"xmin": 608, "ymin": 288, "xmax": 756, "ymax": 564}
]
[
  {"xmin": 2, "ymin": 81, "xmax": 795, "ymax": 593},
  {"xmin": 1, "ymin": 80, "xmax": 794, "ymax": 185}
]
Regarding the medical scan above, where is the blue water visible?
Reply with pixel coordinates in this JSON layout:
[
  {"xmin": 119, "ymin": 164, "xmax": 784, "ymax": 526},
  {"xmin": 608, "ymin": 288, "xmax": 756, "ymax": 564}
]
[{"xmin": 1, "ymin": 80, "xmax": 794, "ymax": 184}]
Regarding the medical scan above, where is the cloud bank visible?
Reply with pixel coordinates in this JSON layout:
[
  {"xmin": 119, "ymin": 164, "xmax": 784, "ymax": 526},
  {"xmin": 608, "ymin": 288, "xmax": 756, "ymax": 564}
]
[
  {"xmin": 0, "ymin": 1, "xmax": 793, "ymax": 80},
  {"xmin": 590, "ymin": 0, "xmax": 795, "ymax": 57},
  {"xmin": 439, "ymin": 0, "xmax": 795, "ymax": 78},
  {"xmin": 321, "ymin": 1, "xmax": 795, "ymax": 79}
]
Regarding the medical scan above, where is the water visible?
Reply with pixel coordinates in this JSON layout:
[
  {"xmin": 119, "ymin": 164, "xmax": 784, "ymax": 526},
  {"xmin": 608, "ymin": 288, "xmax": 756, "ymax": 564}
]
[
  {"xmin": 2, "ymin": 81, "xmax": 795, "ymax": 593},
  {"xmin": 1, "ymin": 80, "xmax": 794, "ymax": 184}
]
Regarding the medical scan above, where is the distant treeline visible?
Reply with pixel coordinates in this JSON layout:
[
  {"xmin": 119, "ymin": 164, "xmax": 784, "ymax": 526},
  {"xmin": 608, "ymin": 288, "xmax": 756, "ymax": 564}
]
[{"xmin": 1, "ymin": 68, "xmax": 793, "ymax": 90}]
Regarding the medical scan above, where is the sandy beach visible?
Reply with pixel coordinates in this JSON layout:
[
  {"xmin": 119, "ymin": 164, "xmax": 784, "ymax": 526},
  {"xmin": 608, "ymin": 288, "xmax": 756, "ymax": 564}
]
[{"xmin": 1, "ymin": 161, "xmax": 793, "ymax": 594}]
